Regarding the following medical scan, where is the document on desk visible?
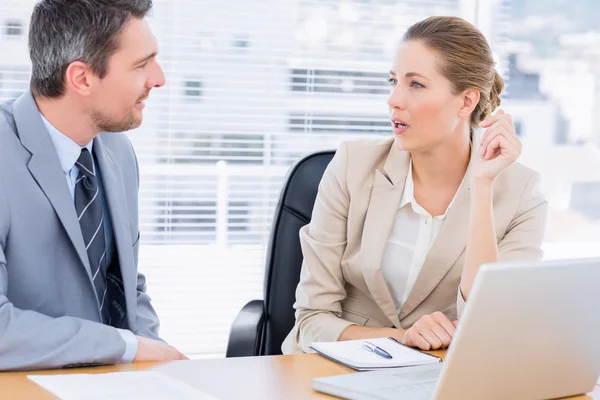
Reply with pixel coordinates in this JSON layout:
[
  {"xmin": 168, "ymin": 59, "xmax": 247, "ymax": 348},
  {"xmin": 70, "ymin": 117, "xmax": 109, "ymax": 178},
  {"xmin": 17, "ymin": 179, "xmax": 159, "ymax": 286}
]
[
  {"xmin": 310, "ymin": 337, "xmax": 441, "ymax": 371},
  {"xmin": 28, "ymin": 371, "xmax": 220, "ymax": 400}
]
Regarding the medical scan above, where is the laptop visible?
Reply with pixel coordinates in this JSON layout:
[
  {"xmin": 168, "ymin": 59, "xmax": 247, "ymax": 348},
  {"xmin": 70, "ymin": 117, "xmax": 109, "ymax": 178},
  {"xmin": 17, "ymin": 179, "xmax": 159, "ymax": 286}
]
[{"xmin": 312, "ymin": 258, "xmax": 600, "ymax": 400}]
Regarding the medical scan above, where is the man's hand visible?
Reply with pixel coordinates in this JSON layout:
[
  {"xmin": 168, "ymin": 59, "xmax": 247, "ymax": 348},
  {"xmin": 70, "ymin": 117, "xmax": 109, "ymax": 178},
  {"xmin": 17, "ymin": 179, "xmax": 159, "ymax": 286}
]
[
  {"xmin": 402, "ymin": 312, "xmax": 458, "ymax": 351},
  {"xmin": 133, "ymin": 336, "xmax": 189, "ymax": 362}
]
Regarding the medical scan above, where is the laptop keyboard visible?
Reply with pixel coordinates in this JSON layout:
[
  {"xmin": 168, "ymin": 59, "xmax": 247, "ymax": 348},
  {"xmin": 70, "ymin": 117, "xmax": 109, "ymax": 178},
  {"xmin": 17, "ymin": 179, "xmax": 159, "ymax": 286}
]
[
  {"xmin": 377, "ymin": 383, "xmax": 436, "ymax": 398},
  {"xmin": 372, "ymin": 368, "xmax": 440, "ymax": 399},
  {"xmin": 391, "ymin": 368, "xmax": 441, "ymax": 382}
]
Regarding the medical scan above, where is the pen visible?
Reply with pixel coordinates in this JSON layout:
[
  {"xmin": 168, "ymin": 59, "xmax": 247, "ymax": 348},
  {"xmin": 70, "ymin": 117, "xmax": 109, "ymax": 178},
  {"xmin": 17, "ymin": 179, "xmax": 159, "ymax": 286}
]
[{"xmin": 362, "ymin": 341, "xmax": 393, "ymax": 359}]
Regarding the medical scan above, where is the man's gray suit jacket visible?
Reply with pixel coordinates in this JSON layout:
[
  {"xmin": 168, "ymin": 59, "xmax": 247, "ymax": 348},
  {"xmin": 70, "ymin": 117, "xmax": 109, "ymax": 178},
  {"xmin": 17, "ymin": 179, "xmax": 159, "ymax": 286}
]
[{"xmin": 0, "ymin": 91, "xmax": 161, "ymax": 371}]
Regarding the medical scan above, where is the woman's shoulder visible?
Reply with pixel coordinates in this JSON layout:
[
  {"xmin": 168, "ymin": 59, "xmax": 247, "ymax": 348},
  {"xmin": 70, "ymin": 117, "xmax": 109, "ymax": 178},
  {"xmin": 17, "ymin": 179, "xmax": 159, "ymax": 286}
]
[
  {"xmin": 337, "ymin": 136, "xmax": 396, "ymax": 164},
  {"xmin": 496, "ymin": 161, "xmax": 546, "ymax": 208},
  {"xmin": 500, "ymin": 161, "xmax": 541, "ymax": 187},
  {"xmin": 325, "ymin": 136, "xmax": 398, "ymax": 191}
]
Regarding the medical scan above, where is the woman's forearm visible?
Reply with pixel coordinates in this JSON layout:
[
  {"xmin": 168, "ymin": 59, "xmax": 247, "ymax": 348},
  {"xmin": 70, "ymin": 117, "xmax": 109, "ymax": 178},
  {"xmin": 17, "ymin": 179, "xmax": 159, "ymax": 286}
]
[
  {"xmin": 460, "ymin": 178, "xmax": 499, "ymax": 300},
  {"xmin": 339, "ymin": 325, "xmax": 405, "ymax": 343}
]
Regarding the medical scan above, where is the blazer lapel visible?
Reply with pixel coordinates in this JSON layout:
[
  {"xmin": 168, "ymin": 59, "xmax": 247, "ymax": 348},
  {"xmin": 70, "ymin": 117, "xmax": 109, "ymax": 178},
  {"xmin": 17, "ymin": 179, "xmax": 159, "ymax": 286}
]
[
  {"xmin": 359, "ymin": 142, "xmax": 410, "ymax": 328},
  {"xmin": 399, "ymin": 142, "xmax": 477, "ymax": 320},
  {"xmin": 93, "ymin": 135, "xmax": 137, "ymax": 327},
  {"xmin": 14, "ymin": 91, "xmax": 93, "ymax": 279}
]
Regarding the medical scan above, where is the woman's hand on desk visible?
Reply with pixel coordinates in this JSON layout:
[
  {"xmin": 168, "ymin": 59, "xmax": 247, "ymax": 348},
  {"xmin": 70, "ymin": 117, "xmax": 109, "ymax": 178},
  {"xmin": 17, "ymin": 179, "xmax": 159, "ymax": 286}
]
[
  {"xmin": 402, "ymin": 312, "xmax": 458, "ymax": 351},
  {"xmin": 339, "ymin": 326, "xmax": 406, "ymax": 343}
]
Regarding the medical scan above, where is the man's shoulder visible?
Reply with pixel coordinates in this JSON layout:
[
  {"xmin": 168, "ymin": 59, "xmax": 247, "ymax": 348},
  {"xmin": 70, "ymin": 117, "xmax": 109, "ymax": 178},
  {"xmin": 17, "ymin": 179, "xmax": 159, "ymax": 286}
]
[
  {"xmin": 97, "ymin": 132, "xmax": 136, "ymax": 162},
  {"xmin": 0, "ymin": 99, "xmax": 18, "ymax": 140},
  {"xmin": 97, "ymin": 131, "xmax": 133, "ymax": 150},
  {"xmin": 97, "ymin": 132, "xmax": 139, "ymax": 185},
  {"xmin": 0, "ymin": 100, "xmax": 22, "ymax": 166}
]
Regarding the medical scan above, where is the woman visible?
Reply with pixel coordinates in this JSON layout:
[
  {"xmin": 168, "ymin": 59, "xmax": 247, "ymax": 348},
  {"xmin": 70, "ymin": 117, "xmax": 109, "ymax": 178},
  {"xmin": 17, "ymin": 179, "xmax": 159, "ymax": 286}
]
[{"xmin": 281, "ymin": 16, "xmax": 547, "ymax": 354}]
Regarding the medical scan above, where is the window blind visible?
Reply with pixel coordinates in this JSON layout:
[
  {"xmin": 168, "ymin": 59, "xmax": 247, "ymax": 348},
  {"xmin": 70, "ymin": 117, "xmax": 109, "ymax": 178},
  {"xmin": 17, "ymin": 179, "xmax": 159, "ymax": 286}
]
[
  {"xmin": 12, "ymin": 0, "xmax": 593, "ymax": 359},
  {"xmin": 0, "ymin": 0, "xmax": 33, "ymax": 102},
  {"xmin": 133, "ymin": 0, "xmax": 469, "ymax": 357}
]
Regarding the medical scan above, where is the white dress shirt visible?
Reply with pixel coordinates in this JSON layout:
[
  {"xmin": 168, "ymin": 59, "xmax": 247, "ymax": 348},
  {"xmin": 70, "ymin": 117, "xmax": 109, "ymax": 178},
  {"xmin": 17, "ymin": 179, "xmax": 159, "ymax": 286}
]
[
  {"xmin": 41, "ymin": 114, "xmax": 138, "ymax": 363},
  {"xmin": 380, "ymin": 160, "xmax": 465, "ymax": 313}
]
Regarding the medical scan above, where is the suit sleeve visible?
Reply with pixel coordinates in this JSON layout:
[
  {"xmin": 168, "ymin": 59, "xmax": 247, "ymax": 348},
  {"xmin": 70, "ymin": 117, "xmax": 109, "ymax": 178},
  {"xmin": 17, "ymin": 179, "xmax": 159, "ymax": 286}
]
[
  {"xmin": 496, "ymin": 171, "xmax": 547, "ymax": 262},
  {"xmin": 131, "ymin": 261, "xmax": 163, "ymax": 341},
  {"xmin": 285, "ymin": 142, "xmax": 357, "ymax": 353},
  {"xmin": 457, "ymin": 171, "xmax": 548, "ymax": 318},
  {"xmin": 0, "ymin": 183, "xmax": 127, "ymax": 371},
  {"xmin": 126, "ymin": 138, "xmax": 163, "ymax": 342}
]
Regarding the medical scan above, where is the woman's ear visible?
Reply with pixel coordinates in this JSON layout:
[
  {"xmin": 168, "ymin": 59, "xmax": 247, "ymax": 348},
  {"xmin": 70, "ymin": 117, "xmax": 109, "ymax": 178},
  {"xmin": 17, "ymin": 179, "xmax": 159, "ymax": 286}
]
[{"xmin": 458, "ymin": 89, "xmax": 480, "ymax": 118}]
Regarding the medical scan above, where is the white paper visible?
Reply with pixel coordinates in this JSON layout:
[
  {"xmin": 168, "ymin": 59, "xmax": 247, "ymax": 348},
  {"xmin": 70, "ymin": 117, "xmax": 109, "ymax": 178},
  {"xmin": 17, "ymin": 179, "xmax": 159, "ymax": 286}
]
[
  {"xmin": 310, "ymin": 337, "xmax": 440, "ymax": 370},
  {"xmin": 28, "ymin": 371, "xmax": 220, "ymax": 400}
]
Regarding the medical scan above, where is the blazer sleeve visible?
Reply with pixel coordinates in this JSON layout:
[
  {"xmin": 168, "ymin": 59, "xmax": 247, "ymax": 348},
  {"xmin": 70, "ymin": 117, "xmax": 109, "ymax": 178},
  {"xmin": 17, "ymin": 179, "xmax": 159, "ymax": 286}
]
[
  {"xmin": 127, "ymin": 141, "xmax": 162, "ymax": 342},
  {"xmin": 457, "ymin": 171, "xmax": 548, "ymax": 317},
  {"xmin": 288, "ymin": 142, "xmax": 358, "ymax": 353},
  {"xmin": 0, "ymin": 184, "xmax": 126, "ymax": 371},
  {"xmin": 131, "ymin": 265, "xmax": 162, "ymax": 341},
  {"xmin": 496, "ymin": 171, "xmax": 548, "ymax": 261}
]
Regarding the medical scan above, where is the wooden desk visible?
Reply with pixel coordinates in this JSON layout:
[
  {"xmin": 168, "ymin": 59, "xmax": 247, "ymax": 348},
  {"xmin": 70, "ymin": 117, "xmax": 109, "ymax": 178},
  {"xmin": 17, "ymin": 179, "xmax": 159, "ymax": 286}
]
[{"xmin": 2, "ymin": 352, "xmax": 599, "ymax": 399}]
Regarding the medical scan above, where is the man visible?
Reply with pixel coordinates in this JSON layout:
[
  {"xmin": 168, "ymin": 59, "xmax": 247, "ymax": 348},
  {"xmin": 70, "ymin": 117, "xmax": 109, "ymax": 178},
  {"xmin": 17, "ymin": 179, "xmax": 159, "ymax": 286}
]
[{"xmin": 0, "ymin": 0, "xmax": 187, "ymax": 370}]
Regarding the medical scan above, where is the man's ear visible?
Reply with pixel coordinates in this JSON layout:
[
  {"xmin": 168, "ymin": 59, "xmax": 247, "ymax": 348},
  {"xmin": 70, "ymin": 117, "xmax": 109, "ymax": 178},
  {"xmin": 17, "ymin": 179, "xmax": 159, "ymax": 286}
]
[{"xmin": 64, "ymin": 61, "xmax": 95, "ymax": 96}]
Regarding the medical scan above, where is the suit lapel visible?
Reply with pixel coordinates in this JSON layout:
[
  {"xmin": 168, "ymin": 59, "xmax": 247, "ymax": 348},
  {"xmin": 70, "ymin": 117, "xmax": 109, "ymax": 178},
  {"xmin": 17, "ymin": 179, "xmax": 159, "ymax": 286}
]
[
  {"xmin": 359, "ymin": 142, "xmax": 410, "ymax": 328},
  {"xmin": 94, "ymin": 135, "xmax": 137, "ymax": 327},
  {"xmin": 14, "ymin": 92, "xmax": 93, "ymax": 279},
  {"xmin": 398, "ymin": 141, "xmax": 477, "ymax": 320}
]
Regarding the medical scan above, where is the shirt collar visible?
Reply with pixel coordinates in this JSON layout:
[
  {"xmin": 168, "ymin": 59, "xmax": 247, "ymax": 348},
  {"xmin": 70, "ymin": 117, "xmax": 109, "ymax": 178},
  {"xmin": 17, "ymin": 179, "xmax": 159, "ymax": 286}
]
[
  {"xmin": 399, "ymin": 161, "xmax": 415, "ymax": 209},
  {"xmin": 40, "ymin": 113, "xmax": 93, "ymax": 174}
]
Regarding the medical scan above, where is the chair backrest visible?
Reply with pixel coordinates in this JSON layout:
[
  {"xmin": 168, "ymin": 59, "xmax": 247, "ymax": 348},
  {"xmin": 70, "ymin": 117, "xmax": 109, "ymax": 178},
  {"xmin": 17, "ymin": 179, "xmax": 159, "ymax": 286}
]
[{"xmin": 260, "ymin": 150, "xmax": 335, "ymax": 355}]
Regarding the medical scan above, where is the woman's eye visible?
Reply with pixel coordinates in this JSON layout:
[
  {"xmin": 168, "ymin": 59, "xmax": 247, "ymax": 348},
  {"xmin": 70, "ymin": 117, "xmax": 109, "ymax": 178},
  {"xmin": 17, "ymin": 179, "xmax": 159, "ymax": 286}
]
[
  {"xmin": 387, "ymin": 77, "xmax": 397, "ymax": 86},
  {"xmin": 410, "ymin": 80, "xmax": 424, "ymax": 88}
]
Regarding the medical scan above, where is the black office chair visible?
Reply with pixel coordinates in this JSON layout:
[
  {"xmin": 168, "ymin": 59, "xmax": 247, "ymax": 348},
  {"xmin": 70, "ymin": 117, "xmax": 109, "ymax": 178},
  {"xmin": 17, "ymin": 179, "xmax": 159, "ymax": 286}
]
[{"xmin": 225, "ymin": 150, "xmax": 335, "ymax": 357}]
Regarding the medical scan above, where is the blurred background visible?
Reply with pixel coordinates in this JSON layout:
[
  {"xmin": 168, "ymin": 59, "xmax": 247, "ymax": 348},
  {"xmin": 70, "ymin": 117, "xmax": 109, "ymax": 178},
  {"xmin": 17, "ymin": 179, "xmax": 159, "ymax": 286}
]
[{"xmin": 1, "ymin": 0, "xmax": 599, "ymax": 358}]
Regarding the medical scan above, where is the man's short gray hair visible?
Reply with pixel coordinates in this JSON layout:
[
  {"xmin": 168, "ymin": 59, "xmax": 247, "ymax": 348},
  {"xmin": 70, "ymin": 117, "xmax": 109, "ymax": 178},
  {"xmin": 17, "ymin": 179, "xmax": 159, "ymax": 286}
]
[{"xmin": 29, "ymin": 0, "xmax": 153, "ymax": 98}]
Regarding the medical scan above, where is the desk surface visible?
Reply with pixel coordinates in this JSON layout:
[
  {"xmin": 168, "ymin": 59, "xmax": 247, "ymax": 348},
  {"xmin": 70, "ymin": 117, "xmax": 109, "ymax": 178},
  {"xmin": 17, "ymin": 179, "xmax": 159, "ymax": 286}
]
[{"xmin": 2, "ymin": 352, "xmax": 599, "ymax": 400}]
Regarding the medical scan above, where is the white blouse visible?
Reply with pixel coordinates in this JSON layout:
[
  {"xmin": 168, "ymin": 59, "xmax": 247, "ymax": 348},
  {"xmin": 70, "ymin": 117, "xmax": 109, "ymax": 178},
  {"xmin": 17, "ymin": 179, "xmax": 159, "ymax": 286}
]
[{"xmin": 380, "ymin": 161, "xmax": 465, "ymax": 312}]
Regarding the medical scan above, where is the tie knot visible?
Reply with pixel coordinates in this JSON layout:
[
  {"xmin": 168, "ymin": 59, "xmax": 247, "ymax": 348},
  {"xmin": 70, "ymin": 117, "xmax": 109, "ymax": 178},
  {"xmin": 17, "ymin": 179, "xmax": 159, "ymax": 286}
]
[{"xmin": 76, "ymin": 148, "xmax": 95, "ymax": 178}]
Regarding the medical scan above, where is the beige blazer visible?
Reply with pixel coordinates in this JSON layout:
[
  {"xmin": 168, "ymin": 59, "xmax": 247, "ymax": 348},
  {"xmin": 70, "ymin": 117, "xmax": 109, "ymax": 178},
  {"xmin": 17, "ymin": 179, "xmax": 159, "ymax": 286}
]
[{"xmin": 281, "ymin": 137, "xmax": 548, "ymax": 354}]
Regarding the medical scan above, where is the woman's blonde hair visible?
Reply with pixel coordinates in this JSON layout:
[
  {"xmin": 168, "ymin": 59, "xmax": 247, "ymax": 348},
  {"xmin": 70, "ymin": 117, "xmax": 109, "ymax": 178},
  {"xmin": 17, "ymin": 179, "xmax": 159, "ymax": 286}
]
[{"xmin": 404, "ymin": 16, "xmax": 503, "ymax": 132}]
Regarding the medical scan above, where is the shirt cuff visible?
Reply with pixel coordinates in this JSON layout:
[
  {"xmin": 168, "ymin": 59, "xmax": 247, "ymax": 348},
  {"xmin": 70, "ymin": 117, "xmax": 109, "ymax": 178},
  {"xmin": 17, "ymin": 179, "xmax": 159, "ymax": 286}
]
[
  {"xmin": 117, "ymin": 329, "xmax": 138, "ymax": 363},
  {"xmin": 457, "ymin": 286, "xmax": 467, "ymax": 319}
]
